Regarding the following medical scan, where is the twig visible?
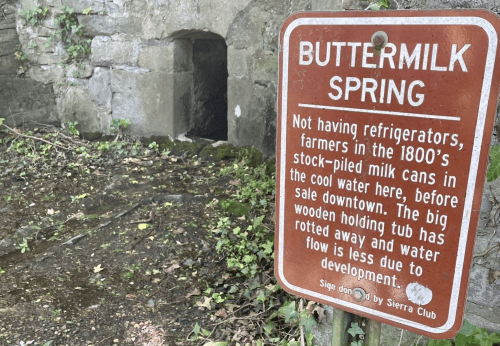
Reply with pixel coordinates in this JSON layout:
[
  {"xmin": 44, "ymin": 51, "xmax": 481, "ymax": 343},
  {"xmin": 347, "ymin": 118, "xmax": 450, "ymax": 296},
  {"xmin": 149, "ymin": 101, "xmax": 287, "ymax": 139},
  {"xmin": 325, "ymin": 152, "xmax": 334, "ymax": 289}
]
[
  {"xmin": 114, "ymin": 202, "xmax": 140, "ymax": 219},
  {"xmin": 299, "ymin": 299, "xmax": 305, "ymax": 346},
  {"xmin": 131, "ymin": 211, "xmax": 154, "ymax": 224},
  {"xmin": 2, "ymin": 123, "xmax": 70, "ymax": 150},
  {"xmin": 209, "ymin": 305, "xmax": 275, "ymax": 326},
  {"xmin": 397, "ymin": 329, "xmax": 404, "ymax": 346},
  {"xmin": 26, "ymin": 120, "xmax": 90, "ymax": 146},
  {"xmin": 474, "ymin": 243, "xmax": 500, "ymax": 259}
]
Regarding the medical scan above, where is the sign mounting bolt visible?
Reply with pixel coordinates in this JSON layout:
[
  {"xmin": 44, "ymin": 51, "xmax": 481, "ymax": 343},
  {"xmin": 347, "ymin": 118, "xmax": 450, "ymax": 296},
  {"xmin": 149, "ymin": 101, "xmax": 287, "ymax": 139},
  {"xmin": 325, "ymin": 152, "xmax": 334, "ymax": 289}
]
[
  {"xmin": 352, "ymin": 288, "xmax": 366, "ymax": 302},
  {"xmin": 371, "ymin": 31, "xmax": 388, "ymax": 49}
]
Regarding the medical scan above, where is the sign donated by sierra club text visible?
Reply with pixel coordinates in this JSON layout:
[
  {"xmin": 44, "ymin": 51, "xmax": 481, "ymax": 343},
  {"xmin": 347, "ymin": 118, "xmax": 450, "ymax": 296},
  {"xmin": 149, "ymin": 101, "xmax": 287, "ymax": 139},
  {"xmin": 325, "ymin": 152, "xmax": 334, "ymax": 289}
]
[{"xmin": 275, "ymin": 10, "xmax": 500, "ymax": 339}]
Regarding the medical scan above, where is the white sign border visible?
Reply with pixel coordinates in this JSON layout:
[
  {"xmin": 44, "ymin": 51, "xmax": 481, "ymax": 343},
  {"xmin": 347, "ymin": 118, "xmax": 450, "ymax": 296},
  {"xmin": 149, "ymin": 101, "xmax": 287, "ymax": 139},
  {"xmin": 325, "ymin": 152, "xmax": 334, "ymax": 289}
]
[{"xmin": 277, "ymin": 15, "xmax": 498, "ymax": 334}]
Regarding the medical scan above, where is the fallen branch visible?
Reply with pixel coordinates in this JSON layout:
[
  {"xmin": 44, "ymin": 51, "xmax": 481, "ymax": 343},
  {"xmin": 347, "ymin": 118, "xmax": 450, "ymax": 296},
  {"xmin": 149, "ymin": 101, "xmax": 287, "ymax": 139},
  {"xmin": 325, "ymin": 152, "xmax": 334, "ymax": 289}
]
[{"xmin": 2, "ymin": 123, "xmax": 70, "ymax": 150}]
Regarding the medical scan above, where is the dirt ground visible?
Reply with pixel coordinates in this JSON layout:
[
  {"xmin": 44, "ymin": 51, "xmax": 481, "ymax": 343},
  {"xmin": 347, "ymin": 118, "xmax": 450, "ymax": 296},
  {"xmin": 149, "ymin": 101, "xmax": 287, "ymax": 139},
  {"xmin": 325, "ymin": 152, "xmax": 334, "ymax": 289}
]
[{"xmin": 0, "ymin": 124, "xmax": 309, "ymax": 346}]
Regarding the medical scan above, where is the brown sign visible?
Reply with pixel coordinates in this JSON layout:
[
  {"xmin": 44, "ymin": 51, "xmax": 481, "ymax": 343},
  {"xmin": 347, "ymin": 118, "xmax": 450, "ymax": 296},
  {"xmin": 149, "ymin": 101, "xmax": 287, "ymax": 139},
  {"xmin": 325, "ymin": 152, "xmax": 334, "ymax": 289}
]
[{"xmin": 275, "ymin": 10, "xmax": 500, "ymax": 339}]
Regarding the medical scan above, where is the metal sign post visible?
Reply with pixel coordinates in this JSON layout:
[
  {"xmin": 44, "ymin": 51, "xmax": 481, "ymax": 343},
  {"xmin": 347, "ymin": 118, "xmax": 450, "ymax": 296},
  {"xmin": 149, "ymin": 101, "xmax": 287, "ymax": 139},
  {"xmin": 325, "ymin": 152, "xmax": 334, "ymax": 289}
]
[{"xmin": 275, "ymin": 9, "xmax": 500, "ymax": 340}]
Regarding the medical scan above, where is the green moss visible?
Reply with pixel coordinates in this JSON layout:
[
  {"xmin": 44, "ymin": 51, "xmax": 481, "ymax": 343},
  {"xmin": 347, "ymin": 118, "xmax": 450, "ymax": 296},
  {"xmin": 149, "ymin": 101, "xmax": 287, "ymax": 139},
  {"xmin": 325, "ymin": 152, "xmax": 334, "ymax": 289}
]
[
  {"xmin": 236, "ymin": 147, "xmax": 263, "ymax": 168},
  {"xmin": 220, "ymin": 199, "xmax": 251, "ymax": 217},
  {"xmin": 200, "ymin": 144, "xmax": 238, "ymax": 161}
]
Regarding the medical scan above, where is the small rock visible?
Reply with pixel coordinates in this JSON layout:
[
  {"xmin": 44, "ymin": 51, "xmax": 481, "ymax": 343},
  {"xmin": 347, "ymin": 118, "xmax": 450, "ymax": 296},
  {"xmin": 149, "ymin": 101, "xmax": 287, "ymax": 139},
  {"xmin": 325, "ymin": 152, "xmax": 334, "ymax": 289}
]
[
  {"xmin": 183, "ymin": 259, "xmax": 195, "ymax": 266},
  {"xmin": 146, "ymin": 299, "xmax": 155, "ymax": 308}
]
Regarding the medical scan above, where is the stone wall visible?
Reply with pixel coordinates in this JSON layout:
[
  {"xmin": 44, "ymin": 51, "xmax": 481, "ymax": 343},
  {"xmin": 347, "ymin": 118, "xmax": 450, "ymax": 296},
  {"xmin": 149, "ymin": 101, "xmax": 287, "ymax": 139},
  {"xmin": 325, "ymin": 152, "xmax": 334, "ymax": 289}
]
[
  {"xmin": 2, "ymin": 0, "xmax": 312, "ymax": 157},
  {"xmin": 0, "ymin": 0, "xmax": 57, "ymax": 126}
]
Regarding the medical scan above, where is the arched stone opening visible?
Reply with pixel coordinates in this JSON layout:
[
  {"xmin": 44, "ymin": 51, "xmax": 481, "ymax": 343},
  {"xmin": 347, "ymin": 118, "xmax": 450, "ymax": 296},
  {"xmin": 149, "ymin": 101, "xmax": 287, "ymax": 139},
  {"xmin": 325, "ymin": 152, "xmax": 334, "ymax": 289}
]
[{"xmin": 172, "ymin": 31, "xmax": 228, "ymax": 141}]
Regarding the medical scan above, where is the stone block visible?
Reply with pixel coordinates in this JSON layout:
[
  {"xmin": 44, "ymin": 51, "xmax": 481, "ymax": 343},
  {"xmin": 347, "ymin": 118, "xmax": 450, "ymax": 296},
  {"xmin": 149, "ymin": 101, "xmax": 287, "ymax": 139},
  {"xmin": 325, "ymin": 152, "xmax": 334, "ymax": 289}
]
[
  {"xmin": 0, "ymin": 28, "xmax": 17, "ymax": 44},
  {"xmin": 227, "ymin": 77, "xmax": 276, "ymax": 157},
  {"xmin": 91, "ymin": 35, "xmax": 140, "ymax": 66},
  {"xmin": 78, "ymin": 14, "xmax": 142, "ymax": 36},
  {"xmin": 252, "ymin": 49, "xmax": 278, "ymax": 83},
  {"xmin": 0, "ymin": 54, "xmax": 19, "ymax": 75},
  {"xmin": 26, "ymin": 65, "xmax": 65, "ymax": 84},
  {"xmin": 138, "ymin": 39, "xmax": 193, "ymax": 72},
  {"xmin": 58, "ymin": 85, "xmax": 107, "ymax": 132},
  {"xmin": 0, "ymin": 75, "xmax": 57, "ymax": 126},
  {"xmin": 0, "ymin": 4, "xmax": 16, "ymax": 30},
  {"xmin": 467, "ymin": 265, "xmax": 500, "ymax": 307},
  {"xmin": 89, "ymin": 67, "xmax": 111, "ymax": 108},
  {"xmin": 139, "ymin": 42, "xmax": 175, "ymax": 72},
  {"xmin": 140, "ymin": 71, "xmax": 192, "ymax": 136},
  {"xmin": 174, "ymin": 39, "xmax": 193, "ymax": 72},
  {"xmin": 110, "ymin": 69, "xmax": 192, "ymax": 137},
  {"xmin": 0, "ymin": 29, "xmax": 18, "ymax": 56},
  {"xmin": 227, "ymin": 46, "xmax": 252, "ymax": 78},
  {"xmin": 312, "ymin": 0, "xmax": 343, "ymax": 10},
  {"xmin": 65, "ymin": 61, "xmax": 94, "ymax": 78},
  {"xmin": 55, "ymin": 0, "xmax": 105, "ymax": 13}
]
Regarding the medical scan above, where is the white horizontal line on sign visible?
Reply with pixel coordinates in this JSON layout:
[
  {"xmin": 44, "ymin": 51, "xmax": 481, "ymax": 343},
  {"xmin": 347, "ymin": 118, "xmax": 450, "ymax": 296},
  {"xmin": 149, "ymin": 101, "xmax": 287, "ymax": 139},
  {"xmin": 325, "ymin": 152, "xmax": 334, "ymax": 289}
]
[{"xmin": 298, "ymin": 103, "xmax": 461, "ymax": 121}]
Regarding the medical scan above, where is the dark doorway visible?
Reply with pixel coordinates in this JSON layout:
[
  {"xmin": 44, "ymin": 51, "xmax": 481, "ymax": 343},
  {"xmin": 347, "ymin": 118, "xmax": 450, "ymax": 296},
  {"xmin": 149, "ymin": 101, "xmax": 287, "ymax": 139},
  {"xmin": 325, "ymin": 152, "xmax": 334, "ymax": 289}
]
[{"xmin": 187, "ymin": 38, "xmax": 228, "ymax": 141}]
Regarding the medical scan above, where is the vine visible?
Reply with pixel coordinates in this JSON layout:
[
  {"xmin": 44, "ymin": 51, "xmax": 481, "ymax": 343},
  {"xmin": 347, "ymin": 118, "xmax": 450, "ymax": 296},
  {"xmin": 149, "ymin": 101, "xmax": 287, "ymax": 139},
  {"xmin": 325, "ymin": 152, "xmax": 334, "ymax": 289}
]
[
  {"xmin": 19, "ymin": 5, "xmax": 48, "ymax": 26},
  {"xmin": 47, "ymin": 5, "xmax": 91, "ymax": 62}
]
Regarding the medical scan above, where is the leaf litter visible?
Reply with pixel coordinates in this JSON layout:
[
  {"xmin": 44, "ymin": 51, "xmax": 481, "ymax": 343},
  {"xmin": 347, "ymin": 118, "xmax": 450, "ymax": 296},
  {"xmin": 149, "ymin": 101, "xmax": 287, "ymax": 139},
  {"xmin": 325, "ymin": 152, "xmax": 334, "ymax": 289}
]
[{"xmin": 0, "ymin": 124, "xmax": 318, "ymax": 345}]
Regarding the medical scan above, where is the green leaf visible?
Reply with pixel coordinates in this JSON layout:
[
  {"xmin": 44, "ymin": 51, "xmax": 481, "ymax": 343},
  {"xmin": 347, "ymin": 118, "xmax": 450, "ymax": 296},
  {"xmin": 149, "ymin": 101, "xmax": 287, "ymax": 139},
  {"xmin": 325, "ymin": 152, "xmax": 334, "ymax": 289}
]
[
  {"xmin": 459, "ymin": 318, "xmax": 476, "ymax": 337},
  {"xmin": 487, "ymin": 145, "xmax": 500, "ymax": 181},
  {"xmin": 263, "ymin": 321, "xmax": 275, "ymax": 335},
  {"xmin": 193, "ymin": 322, "xmax": 200, "ymax": 335},
  {"xmin": 280, "ymin": 301, "xmax": 299, "ymax": 323},
  {"xmin": 0, "ymin": 118, "xmax": 4, "ymax": 126},
  {"xmin": 138, "ymin": 223, "xmax": 149, "ymax": 230},
  {"xmin": 347, "ymin": 322, "xmax": 365, "ymax": 337},
  {"xmin": 256, "ymin": 290, "xmax": 267, "ymax": 303},
  {"xmin": 82, "ymin": 7, "xmax": 92, "ymax": 15},
  {"xmin": 300, "ymin": 313, "xmax": 317, "ymax": 335},
  {"xmin": 306, "ymin": 333, "xmax": 314, "ymax": 346},
  {"xmin": 350, "ymin": 341, "xmax": 364, "ymax": 346},
  {"xmin": 367, "ymin": 3, "xmax": 381, "ymax": 10},
  {"xmin": 428, "ymin": 340, "xmax": 452, "ymax": 346},
  {"xmin": 0, "ymin": 266, "xmax": 5, "ymax": 274}
]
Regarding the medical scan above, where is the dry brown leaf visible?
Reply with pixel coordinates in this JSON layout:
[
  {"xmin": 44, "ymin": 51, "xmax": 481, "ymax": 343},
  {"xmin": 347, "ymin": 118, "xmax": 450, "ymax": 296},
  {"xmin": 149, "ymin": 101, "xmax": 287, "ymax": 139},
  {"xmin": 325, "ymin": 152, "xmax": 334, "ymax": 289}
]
[
  {"xmin": 225, "ymin": 303, "xmax": 239, "ymax": 312},
  {"xmin": 488, "ymin": 269, "xmax": 500, "ymax": 284},
  {"xmin": 229, "ymin": 180, "xmax": 240, "ymax": 186},
  {"xmin": 93, "ymin": 264, "xmax": 104, "ymax": 273},
  {"xmin": 172, "ymin": 227, "xmax": 185, "ymax": 234},
  {"xmin": 214, "ymin": 308, "xmax": 227, "ymax": 318},
  {"xmin": 186, "ymin": 288, "xmax": 201, "ymax": 298},
  {"xmin": 196, "ymin": 296, "xmax": 212, "ymax": 310},
  {"xmin": 165, "ymin": 263, "xmax": 180, "ymax": 274}
]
